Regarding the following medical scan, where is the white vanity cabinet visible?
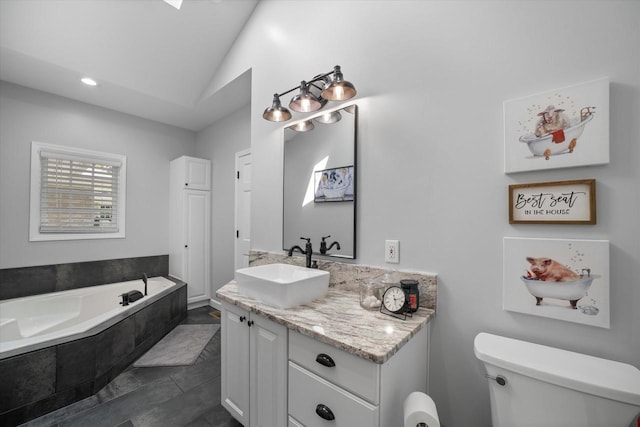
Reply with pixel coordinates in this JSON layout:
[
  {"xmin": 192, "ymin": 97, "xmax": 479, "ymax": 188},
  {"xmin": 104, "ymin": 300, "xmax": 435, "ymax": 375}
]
[
  {"xmin": 220, "ymin": 302, "xmax": 288, "ymax": 427},
  {"xmin": 287, "ymin": 326, "xmax": 430, "ymax": 427},
  {"xmin": 169, "ymin": 156, "xmax": 211, "ymax": 305}
]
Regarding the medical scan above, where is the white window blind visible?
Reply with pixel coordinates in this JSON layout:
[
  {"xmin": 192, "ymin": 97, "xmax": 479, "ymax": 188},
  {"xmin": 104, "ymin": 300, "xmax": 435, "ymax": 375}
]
[
  {"xmin": 39, "ymin": 149, "xmax": 121, "ymax": 234},
  {"xmin": 29, "ymin": 142, "xmax": 126, "ymax": 241}
]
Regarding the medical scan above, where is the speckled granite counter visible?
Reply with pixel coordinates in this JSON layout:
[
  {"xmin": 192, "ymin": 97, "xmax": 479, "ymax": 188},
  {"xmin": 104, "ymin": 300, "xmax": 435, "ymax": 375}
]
[{"xmin": 216, "ymin": 281, "xmax": 435, "ymax": 364}]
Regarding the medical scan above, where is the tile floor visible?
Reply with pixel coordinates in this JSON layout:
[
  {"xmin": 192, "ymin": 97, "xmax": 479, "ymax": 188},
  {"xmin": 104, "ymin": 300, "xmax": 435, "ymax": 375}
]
[{"xmin": 21, "ymin": 307, "xmax": 243, "ymax": 427}]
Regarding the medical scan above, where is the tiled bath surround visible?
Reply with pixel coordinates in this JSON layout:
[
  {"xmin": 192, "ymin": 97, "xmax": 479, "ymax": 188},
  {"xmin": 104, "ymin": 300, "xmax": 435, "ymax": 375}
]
[
  {"xmin": 0, "ymin": 256, "xmax": 187, "ymax": 426},
  {"xmin": 0, "ymin": 255, "xmax": 169, "ymax": 300},
  {"xmin": 249, "ymin": 251, "xmax": 438, "ymax": 311}
]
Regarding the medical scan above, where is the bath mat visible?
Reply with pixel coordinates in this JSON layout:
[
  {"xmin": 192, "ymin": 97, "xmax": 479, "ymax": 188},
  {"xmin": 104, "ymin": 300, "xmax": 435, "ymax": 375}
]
[{"xmin": 133, "ymin": 324, "xmax": 220, "ymax": 367}]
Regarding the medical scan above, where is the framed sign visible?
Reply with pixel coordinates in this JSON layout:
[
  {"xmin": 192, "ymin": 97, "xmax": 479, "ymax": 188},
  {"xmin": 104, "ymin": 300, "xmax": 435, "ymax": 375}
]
[{"xmin": 509, "ymin": 179, "xmax": 596, "ymax": 224}]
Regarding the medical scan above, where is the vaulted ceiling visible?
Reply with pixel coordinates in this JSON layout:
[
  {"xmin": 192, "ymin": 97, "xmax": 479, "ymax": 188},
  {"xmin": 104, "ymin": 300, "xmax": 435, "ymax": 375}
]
[{"xmin": 0, "ymin": 0, "xmax": 258, "ymax": 131}]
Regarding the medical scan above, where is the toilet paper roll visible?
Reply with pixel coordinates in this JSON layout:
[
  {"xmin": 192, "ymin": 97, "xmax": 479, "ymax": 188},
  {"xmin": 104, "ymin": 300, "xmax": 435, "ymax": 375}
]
[{"xmin": 403, "ymin": 391, "xmax": 440, "ymax": 427}]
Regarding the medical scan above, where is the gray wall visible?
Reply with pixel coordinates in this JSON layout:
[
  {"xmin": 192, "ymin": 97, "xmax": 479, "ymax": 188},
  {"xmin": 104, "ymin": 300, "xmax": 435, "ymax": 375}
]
[
  {"xmin": 0, "ymin": 82, "xmax": 196, "ymax": 268},
  {"xmin": 195, "ymin": 104, "xmax": 251, "ymax": 296},
  {"xmin": 211, "ymin": 1, "xmax": 640, "ymax": 426}
]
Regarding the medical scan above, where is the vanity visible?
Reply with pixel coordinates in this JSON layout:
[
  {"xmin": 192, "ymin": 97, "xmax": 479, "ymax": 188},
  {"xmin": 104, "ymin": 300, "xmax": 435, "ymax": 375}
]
[
  {"xmin": 216, "ymin": 271, "xmax": 435, "ymax": 427},
  {"xmin": 219, "ymin": 102, "xmax": 436, "ymax": 425}
]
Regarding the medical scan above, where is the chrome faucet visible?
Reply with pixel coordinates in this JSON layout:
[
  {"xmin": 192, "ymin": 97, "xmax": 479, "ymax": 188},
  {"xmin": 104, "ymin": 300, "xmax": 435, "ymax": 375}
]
[
  {"xmin": 288, "ymin": 237, "xmax": 315, "ymax": 268},
  {"xmin": 319, "ymin": 235, "xmax": 341, "ymax": 255}
]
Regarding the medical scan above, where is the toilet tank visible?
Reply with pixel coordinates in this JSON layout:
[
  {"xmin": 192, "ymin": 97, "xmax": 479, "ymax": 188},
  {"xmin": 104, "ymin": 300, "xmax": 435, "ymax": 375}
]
[{"xmin": 474, "ymin": 333, "xmax": 640, "ymax": 427}]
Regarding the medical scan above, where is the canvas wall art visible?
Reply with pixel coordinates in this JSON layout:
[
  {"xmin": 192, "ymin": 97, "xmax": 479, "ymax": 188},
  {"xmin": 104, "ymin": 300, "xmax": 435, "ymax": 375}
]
[
  {"xmin": 314, "ymin": 165, "xmax": 354, "ymax": 202},
  {"xmin": 503, "ymin": 237, "xmax": 609, "ymax": 328},
  {"xmin": 504, "ymin": 78, "xmax": 609, "ymax": 173}
]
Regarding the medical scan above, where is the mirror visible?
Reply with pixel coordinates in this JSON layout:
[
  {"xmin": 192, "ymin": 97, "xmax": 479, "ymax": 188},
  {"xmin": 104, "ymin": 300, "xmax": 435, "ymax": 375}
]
[{"xmin": 283, "ymin": 105, "xmax": 357, "ymax": 258}]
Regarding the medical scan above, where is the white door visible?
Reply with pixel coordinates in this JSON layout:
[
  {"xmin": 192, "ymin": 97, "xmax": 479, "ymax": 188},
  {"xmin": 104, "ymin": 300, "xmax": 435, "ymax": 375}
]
[
  {"xmin": 235, "ymin": 149, "xmax": 252, "ymax": 270},
  {"xmin": 185, "ymin": 189, "xmax": 210, "ymax": 303}
]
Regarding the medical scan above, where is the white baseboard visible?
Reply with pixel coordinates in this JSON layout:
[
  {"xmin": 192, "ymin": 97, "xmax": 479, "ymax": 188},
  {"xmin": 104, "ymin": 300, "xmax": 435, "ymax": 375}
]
[
  {"xmin": 187, "ymin": 299, "xmax": 211, "ymax": 310},
  {"xmin": 209, "ymin": 298, "xmax": 222, "ymax": 310}
]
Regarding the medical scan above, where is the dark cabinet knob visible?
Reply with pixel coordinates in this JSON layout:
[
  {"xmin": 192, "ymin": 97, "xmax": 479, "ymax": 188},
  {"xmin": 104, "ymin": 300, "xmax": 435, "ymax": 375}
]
[
  {"xmin": 315, "ymin": 353, "xmax": 336, "ymax": 368},
  {"xmin": 185, "ymin": 182, "xmax": 189, "ymax": 186},
  {"xmin": 315, "ymin": 404, "xmax": 335, "ymax": 421},
  {"xmin": 239, "ymin": 316, "xmax": 246, "ymax": 322},
  {"xmin": 247, "ymin": 320, "xmax": 254, "ymax": 327}
]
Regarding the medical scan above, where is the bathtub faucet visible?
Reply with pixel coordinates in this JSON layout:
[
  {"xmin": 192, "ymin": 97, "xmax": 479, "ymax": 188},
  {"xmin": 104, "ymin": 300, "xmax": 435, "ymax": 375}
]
[{"xmin": 142, "ymin": 273, "xmax": 148, "ymax": 296}]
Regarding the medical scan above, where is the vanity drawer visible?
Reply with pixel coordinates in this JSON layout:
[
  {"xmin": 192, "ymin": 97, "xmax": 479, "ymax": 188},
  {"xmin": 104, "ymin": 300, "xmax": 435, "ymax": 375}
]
[
  {"xmin": 289, "ymin": 331, "xmax": 379, "ymax": 403},
  {"xmin": 289, "ymin": 361, "xmax": 378, "ymax": 427}
]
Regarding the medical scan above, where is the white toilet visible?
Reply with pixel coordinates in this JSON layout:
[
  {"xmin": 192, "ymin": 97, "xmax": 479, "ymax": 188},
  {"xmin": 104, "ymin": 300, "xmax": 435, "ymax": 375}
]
[{"xmin": 474, "ymin": 332, "xmax": 640, "ymax": 427}]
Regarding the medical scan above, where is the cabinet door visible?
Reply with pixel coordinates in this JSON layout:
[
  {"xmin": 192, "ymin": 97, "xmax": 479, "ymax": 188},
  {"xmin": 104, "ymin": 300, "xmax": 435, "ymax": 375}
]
[
  {"xmin": 184, "ymin": 157, "xmax": 211, "ymax": 190},
  {"xmin": 250, "ymin": 314, "xmax": 288, "ymax": 427},
  {"xmin": 221, "ymin": 305, "xmax": 250, "ymax": 425},
  {"xmin": 184, "ymin": 190, "xmax": 210, "ymax": 304}
]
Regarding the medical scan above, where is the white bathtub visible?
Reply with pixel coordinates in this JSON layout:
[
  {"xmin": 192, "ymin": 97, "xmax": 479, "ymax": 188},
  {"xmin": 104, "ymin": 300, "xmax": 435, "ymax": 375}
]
[
  {"xmin": 0, "ymin": 276, "xmax": 180, "ymax": 360},
  {"xmin": 519, "ymin": 113, "xmax": 594, "ymax": 159},
  {"xmin": 520, "ymin": 274, "xmax": 598, "ymax": 308}
]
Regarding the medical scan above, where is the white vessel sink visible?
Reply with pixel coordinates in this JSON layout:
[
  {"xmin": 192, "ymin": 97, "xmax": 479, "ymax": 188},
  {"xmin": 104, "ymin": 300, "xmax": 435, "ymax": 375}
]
[{"xmin": 234, "ymin": 263, "xmax": 330, "ymax": 309}]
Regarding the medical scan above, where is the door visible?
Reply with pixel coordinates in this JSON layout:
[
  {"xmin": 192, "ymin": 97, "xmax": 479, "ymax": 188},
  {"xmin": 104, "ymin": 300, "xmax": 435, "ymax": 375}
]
[
  {"xmin": 185, "ymin": 189, "xmax": 210, "ymax": 303},
  {"xmin": 221, "ymin": 304, "xmax": 250, "ymax": 425},
  {"xmin": 250, "ymin": 314, "xmax": 288, "ymax": 427},
  {"xmin": 235, "ymin": 149, "xmax": 252, "ymax": 270}
]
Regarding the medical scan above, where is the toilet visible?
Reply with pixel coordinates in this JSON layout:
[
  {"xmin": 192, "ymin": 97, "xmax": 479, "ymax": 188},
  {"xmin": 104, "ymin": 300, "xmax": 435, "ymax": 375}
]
[{"xmin": 474, "ymin": 332, "xmax": 640, "ymax": 427}]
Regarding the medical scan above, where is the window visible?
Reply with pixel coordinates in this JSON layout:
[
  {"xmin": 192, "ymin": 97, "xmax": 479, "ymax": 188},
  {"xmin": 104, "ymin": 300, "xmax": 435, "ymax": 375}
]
[{"xmin": 30, "ymin": 142, "xmax": 126, "ymax": 241}]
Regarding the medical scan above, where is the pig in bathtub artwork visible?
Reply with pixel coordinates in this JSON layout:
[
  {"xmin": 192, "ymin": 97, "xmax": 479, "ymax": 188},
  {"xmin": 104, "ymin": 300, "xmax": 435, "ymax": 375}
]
[
  {"xmin": 503, "ymin": 237, "xmax": 610, "ymax": 328},
  {"xmin": 504, "ymin": 78, "xmax": 609, "ymax": 173},
  {"xmin": 522, "ymin": 256, "xmax": 595, "ymax": 310}
]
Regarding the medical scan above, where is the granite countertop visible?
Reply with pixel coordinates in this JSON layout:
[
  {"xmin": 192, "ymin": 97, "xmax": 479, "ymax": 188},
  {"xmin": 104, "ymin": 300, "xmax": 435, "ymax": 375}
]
[{"xmin": 216, "ymin": 281, "xmax": 435, "ymax": 364}]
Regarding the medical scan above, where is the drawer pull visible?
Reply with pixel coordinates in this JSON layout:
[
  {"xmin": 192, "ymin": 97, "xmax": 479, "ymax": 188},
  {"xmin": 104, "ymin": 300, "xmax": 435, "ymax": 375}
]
[
  {"xmin": 315, "ymin": 353, "xmax": 336, "ymax": 368},
  {"xmin": 315, "ymin": 403, "xmax": 335, "ymax": 421}
]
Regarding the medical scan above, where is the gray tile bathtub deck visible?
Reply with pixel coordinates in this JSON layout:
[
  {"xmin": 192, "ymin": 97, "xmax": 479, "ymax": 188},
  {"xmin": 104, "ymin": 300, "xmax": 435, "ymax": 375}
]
[{"xmin": 20, "ymin": 307, "xmax": 242, "ymax": 427}]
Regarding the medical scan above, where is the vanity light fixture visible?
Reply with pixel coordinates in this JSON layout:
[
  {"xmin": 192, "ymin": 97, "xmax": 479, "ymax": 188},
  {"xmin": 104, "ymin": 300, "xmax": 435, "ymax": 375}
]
[
  {"xmin": 263, "ymin": 94, "xmax": 292, "ymax": 122},
  {"xmin": 314, "ymin": 110, "xmax": 342, "ymax": 125},
  {"xmin": 291, "ymin": 120, "xmax": 315, "ymax": 132},
  {"xmin": 289, "ymin": 81, "xmax": 323, "ymax": 113},
  {"xmin": 262, "ymin": 65, "xmax": 356, "ymax": 122}
]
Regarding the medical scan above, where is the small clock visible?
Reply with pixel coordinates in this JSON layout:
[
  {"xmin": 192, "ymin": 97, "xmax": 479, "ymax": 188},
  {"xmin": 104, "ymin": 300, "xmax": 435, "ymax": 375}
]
[{"xmin": 381, "ymin": 286, "xmax": 408, "ymax": 314}]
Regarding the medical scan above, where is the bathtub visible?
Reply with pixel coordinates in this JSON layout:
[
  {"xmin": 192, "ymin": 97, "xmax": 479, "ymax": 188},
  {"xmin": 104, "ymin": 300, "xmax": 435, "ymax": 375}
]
[
  {"xmin": 519, "ymin": 112, "xmax": 594, "ymax": 159},
  {"xmin": 520, "ymin": 274, "xmax": 598, "ymax": 309},
  {"xmin": 0, "ymin": 276, "xmax": 180, "ymax": 360}
]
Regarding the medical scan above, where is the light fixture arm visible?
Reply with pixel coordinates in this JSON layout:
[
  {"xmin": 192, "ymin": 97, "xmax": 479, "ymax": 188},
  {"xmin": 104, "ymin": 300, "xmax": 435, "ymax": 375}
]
[{"xmin": 272, "ymin": 69, "xmax": 335, "ymax": 99}]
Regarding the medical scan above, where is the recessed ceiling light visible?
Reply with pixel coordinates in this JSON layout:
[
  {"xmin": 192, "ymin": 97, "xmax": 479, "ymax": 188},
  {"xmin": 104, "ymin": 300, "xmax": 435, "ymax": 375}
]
[
  {"xmin": 81, "ymin": 77, "xmax": 98, "ymax": 87},
  {"xmin": 163, "ymin": 0, "xmax": 183, "ymax": 10}
]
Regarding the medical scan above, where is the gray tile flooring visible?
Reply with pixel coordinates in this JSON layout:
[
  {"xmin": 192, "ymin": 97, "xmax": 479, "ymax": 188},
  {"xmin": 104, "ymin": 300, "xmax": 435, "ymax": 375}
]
[{"xmin": 21, "ymin": 307, "xmax": 243, "ymax": 427}]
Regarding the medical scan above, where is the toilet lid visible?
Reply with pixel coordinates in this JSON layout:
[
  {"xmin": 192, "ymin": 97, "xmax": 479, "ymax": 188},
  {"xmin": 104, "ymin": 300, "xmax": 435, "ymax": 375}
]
[{"xmin": 474, "ymin": 332, "xmax": 640, "ymax": 406}]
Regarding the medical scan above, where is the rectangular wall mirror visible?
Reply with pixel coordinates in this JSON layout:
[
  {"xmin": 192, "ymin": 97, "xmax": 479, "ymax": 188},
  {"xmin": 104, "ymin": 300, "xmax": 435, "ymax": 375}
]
[{"xmin": 283, "ymin": 105, "xmax": 357, "ymax": 259}]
